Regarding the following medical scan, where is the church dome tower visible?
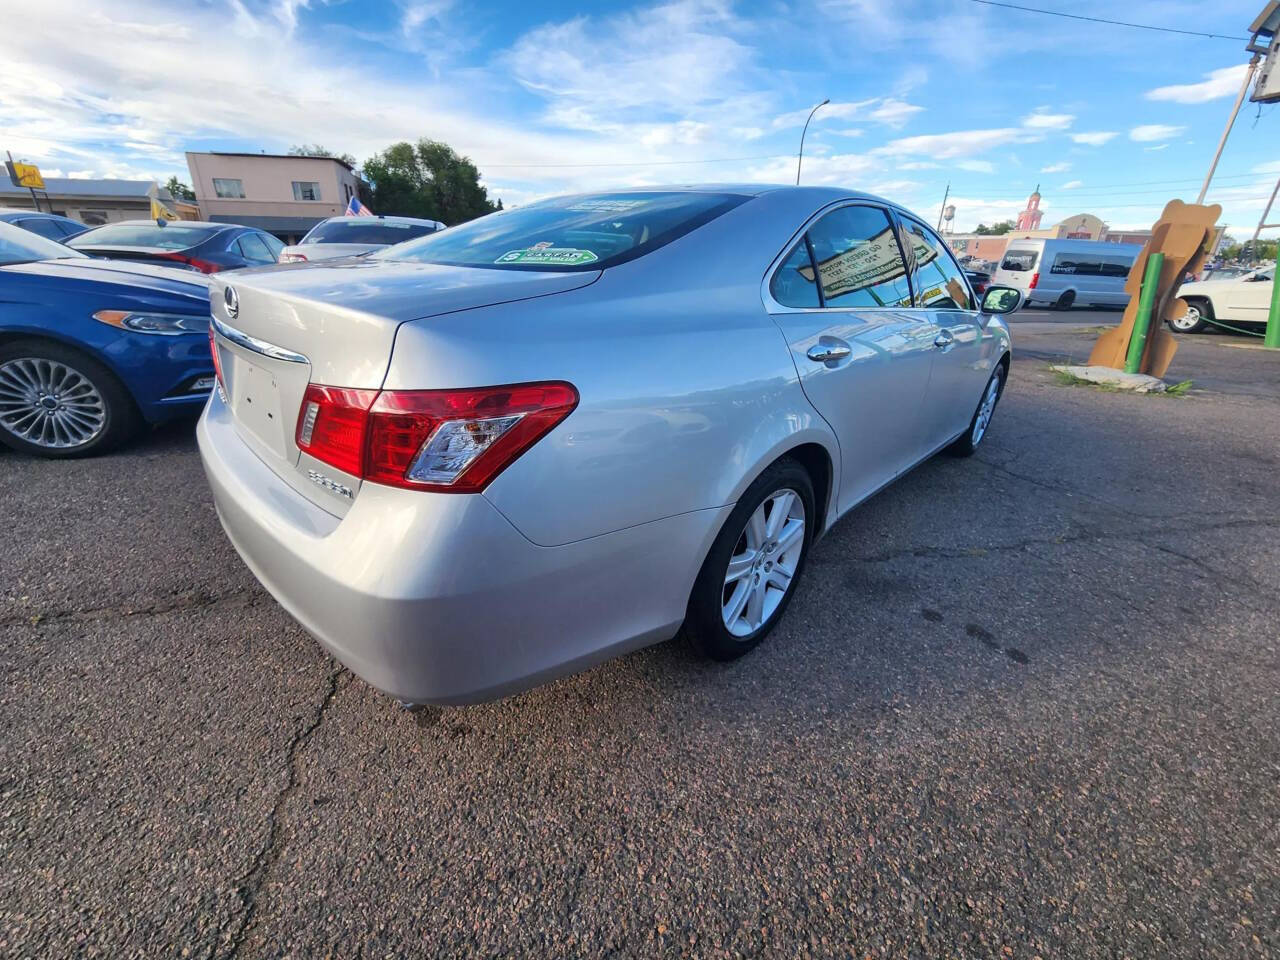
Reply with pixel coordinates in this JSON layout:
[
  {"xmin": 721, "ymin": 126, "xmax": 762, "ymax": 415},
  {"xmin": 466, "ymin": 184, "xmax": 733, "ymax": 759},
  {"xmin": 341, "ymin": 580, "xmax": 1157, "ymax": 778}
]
[{"xmin": 1016, "ymin": 185, "xmax": 1043, "ymax": 232}]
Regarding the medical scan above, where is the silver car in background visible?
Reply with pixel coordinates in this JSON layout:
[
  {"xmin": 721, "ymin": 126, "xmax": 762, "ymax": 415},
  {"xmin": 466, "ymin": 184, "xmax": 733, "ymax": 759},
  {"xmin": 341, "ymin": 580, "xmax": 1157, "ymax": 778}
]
[
  {"xmin": 278, "ymin": 214, "xmax": 446, "ymax": 263},
  {"xmin": 199, "ymin": 186, "xmax": 1020, "ymax": 705}
]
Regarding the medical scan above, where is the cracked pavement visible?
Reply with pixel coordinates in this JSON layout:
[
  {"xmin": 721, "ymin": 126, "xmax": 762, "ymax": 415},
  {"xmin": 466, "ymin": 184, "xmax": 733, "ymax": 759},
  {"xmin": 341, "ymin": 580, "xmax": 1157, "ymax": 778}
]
[{"xmin": 1, "ymin": 312, "xmax": 1277, "ymax": 958}]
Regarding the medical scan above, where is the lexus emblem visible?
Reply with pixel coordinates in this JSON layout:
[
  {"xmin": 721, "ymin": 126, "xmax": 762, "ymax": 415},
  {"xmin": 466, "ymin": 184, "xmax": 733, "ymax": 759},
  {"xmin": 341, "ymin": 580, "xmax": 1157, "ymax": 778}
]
[{"xmin": 224, "ymin": 285, "xmax": 239, "ymax": 319}]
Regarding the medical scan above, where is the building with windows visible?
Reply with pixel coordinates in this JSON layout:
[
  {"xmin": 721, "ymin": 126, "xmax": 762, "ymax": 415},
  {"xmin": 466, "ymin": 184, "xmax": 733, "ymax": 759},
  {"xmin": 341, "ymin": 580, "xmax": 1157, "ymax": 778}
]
[
  {"xmin": 0, "ymin": 178, "xmax": 179, "ymax": 225},
  {"xmin": 184, "ymin": 152, "xmax": 364, "ymax": 243}
]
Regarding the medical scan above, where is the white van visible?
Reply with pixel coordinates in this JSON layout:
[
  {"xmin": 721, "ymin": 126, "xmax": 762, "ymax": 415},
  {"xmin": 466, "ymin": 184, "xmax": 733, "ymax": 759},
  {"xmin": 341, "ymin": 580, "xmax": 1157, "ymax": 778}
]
[{"xmin": 991, "ymin": 238, "xmax": 1142, "ymax": 309}]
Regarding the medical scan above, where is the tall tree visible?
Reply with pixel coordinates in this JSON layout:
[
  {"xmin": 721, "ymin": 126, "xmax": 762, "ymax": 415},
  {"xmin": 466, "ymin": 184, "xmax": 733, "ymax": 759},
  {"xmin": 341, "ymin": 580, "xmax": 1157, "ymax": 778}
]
[
  {"xmin": 287, "ymin": 144, "xmax": 358, "ymax": 168},
  {"xmin": 164, "ymin": 176, "xmax": 195, "ymax": 201},
  {"xmin": 363, "ymin": 139, "xmax": 500, "ymax": 225},
  {"xmin": 974, "ymin": 220, "xmax": 1015, "ymax": 236}
]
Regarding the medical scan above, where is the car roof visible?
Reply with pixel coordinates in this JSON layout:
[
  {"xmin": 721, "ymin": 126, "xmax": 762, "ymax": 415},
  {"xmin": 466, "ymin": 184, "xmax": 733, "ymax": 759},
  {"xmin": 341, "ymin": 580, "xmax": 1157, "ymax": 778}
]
[
  {"xmin": 0, "ymin": 208, "xmax": 78, "ymax": 220},
  {"xmin": 313, "ymin": 215, "xmax": 442, "ymax": 227},
  {"xmin": 85, "ymin": 219, "xmax": 233, "ymax": 229}
]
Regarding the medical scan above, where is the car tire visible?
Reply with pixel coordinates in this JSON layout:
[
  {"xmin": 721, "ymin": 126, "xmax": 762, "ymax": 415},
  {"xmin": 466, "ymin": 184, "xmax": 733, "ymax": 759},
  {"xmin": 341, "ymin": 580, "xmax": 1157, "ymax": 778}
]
[
  {"xmin": 1169, "ymin": 298, "xmax": 1210, "ymax": 334},
  {"xmin": 0, "ymin": 339, "xmax": 141, "ymax": 458},
  {"xmin": 1054, "ymin": 290, "xmax": 1075, "ymax": 310},
  {"xmin": 685, "ymin": 457, "xmax": 816, "ymax": 662},
  {"xmin": 948, "ymin": 363, "xmax": 1006, "ymax": 458}
]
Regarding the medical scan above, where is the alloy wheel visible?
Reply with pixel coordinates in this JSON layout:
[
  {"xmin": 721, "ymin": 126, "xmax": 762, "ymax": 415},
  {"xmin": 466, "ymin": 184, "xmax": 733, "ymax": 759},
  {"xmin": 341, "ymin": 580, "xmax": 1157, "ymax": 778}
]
[
  {"xmin": 1170, "ymin": 305, "xmax": 1202, "ymax": 332},
  {"xmin": 971, "ymin": 374, "xmax": 1001, "ymax": 447},
  {"xmin": 722, "ymin": 488, "xmax": 806, "ymax": 638},
  {"xmin": 0, "ymin": 357, "xmax": 107, "ymax": 449}
]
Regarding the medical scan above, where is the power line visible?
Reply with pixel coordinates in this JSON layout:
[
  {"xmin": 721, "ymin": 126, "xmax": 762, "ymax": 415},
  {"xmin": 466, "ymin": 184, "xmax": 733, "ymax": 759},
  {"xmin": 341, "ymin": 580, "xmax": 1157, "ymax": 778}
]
[{"xmin": 963, "ymin": 0, "xmax": 1252, "ymax": 42}]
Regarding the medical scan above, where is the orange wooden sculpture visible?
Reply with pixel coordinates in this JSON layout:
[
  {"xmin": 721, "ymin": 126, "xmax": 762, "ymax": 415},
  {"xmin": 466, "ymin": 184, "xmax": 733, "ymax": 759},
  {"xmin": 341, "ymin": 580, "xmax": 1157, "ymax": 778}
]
[{"xmin": 1089, "ymin": 200, "xmax": 1222, "ymax": 378}]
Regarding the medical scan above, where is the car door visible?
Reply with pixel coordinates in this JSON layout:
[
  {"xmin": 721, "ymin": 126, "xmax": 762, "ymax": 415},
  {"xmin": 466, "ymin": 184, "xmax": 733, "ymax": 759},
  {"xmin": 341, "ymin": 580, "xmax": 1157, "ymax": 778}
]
[
  {"xmin": 895, "ymin": 214, "xmax": 988, "ymax": 446},
  {"xmin": 765, "ymin": 202, "xmax": 937, "ymax": 512},
  {"xmin": 1221, "ymin": 270, "xmax": 1274, "ymax": 322},
  {"xmin": 236, "ymin": 232, "xmax": 277, "ymax": 267}
]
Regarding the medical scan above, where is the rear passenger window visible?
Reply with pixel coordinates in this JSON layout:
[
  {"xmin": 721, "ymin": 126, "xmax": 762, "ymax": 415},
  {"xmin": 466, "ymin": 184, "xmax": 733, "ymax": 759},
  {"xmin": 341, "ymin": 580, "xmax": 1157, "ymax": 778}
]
[
  {"xmin": 805, "ymin": 206, "xmax": 913, "ymax": 308},
  {"xmin": 900, "ymin": 218, "xmax": 973, "ymax": 310},
  {"xmin": 770, "ymin": 241, "xmax": 820, "ymax": 308}
]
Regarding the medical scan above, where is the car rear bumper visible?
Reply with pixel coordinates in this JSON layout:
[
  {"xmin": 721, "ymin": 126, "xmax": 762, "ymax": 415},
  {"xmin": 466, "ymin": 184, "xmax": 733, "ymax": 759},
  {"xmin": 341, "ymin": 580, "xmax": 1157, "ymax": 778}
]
[{"xmin": 197, "ymin": 392, "xmax": 727, "ymax": 704}]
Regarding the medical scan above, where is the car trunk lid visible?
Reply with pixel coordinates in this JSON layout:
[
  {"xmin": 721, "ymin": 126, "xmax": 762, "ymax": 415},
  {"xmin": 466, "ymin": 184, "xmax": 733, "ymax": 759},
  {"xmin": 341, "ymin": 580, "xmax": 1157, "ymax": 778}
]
[{"xmin": 208, "ymin": 259, "xmax": 600, "ymax": 513}]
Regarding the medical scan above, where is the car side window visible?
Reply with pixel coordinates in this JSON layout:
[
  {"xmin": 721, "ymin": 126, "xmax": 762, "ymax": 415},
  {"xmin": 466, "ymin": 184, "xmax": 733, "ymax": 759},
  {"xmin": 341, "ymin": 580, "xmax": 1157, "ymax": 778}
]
[
  {"xmin": 804, "ymin": 205, "xmax": 913, "ymax": 309},
  {"xmin": 770, "ymin": 241, "xmax": 821, "ymax": 308},
  {"xmin": 237, "ymin": 233, "xmax": 275, "ymax": 264},
  {"xmin": 899, "ymin": 217, "xmax": 974, "ymax": 310},
  {"xmin": 258, "ymin": 232, "xmax": 284, "ymax": 259},
  {"xmin": 19, "ymin": 218, "xmax": 68, "ymax": 241}
]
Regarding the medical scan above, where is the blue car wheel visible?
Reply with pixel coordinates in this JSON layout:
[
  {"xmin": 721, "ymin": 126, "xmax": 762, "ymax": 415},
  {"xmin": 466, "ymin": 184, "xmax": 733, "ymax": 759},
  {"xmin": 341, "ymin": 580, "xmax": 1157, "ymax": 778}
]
[{"xmin": 0, "ymin": 339, "xmax": 141, "ymax": 458}]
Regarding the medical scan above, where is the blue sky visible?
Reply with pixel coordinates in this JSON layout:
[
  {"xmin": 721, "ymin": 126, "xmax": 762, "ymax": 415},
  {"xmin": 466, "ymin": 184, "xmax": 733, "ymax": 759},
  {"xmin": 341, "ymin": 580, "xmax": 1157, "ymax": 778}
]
[{"xmin": 1, "ymin": 0, "xmax": 1277, "ymax": 236}]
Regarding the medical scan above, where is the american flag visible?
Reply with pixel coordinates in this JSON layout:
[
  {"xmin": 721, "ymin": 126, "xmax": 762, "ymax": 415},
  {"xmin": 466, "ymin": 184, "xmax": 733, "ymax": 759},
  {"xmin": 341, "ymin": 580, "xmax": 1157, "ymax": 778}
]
[{"xmin": 345, "ymin": 195, "xmax": 373, "ymax": 216}]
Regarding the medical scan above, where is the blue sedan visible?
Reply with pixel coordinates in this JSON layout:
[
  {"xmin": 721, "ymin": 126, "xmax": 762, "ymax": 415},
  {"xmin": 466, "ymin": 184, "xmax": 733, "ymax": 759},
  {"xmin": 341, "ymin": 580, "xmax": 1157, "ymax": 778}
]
[{"xmin": 0, "ymin": 222, "xmax": 215, "ymax": 457}]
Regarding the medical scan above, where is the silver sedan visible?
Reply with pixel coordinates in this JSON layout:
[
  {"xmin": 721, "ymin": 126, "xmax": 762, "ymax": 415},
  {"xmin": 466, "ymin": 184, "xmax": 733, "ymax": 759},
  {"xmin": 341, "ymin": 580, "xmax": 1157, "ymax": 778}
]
[{"xmin": 198, "ymin": 185, "xmax": 1020, "ymax": 705}]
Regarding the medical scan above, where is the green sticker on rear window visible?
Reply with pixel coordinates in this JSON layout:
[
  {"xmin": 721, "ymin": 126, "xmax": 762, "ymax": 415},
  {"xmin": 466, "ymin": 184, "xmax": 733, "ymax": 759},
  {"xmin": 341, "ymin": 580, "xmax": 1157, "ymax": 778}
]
[{"xmin": 495, "ymin": 246, "xmax": 599, "ymax": 266}]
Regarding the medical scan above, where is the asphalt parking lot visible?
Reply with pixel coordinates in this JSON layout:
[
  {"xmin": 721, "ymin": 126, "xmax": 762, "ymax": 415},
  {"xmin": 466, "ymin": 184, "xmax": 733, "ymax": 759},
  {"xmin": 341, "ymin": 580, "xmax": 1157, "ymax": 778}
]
[{"xmin": 2, "ymin": 310, "xmax": 1278, "ymax": 959}]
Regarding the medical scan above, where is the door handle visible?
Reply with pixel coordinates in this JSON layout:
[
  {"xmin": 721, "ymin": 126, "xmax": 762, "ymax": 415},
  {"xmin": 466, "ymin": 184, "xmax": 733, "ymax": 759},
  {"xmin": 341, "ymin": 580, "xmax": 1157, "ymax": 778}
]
[
  {"xmin": 806, "ymin": 340, "xmax": 852, "ymax": 363},
  {"xmin": 933, "ymin": 329, "xmax": 956, "ymax": 351}
]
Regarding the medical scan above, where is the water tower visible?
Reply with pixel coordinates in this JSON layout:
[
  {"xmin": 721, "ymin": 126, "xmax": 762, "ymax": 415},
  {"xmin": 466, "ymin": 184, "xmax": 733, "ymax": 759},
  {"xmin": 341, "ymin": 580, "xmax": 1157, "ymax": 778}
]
[{"xmin": 942, "ymin": 204, "xmax": 956, "ymax": 234}]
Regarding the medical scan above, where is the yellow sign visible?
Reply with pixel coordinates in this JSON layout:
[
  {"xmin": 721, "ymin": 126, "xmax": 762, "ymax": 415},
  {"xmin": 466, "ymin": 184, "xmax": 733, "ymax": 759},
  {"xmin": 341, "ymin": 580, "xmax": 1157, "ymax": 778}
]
[
  {"xmin": 150, "ymin": 197, "xmax": 178, "ymax": 221},
  {"xmin": 10, "ymin": 162, "xmax": 44, "ymax": 190}
]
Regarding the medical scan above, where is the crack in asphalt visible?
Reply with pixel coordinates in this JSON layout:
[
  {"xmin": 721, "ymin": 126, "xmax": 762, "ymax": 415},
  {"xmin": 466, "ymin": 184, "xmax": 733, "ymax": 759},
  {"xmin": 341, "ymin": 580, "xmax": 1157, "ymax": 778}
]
[
  {"xmin": 212, "ymin": 663, "xmax": 346, "ymax": 960},
  {"xmin": 0, "ymin": 587, "xmax": 252, "ymax": 628}
]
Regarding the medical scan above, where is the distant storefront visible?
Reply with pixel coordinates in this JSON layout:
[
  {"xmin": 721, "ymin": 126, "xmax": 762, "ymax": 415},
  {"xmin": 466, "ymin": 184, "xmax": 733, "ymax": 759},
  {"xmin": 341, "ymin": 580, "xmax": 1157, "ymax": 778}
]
[{"xmin": 0, "ymin": 178, "xmax": 180, "ymax": 225}]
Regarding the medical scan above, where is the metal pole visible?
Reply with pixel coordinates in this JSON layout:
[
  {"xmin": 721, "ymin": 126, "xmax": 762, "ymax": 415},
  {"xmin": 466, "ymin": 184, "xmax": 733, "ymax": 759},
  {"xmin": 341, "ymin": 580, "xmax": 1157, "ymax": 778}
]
[
  {"xmin": 1125, "ymin": 253, "xmax": 1164, "ymax": 375},
  {"xmin": 796, "ymin": 99, "xmax": 829, "ymax": 185},
  {"xmin": 1196, "ymin": 55, "xmax": 1259, "ymax": 205},
  {"xmin": 1265, "ymin": 263, "xmax": 1280, "ymax": 349},
  {"xmin": 1245, "ymin": 176, "xmax": 1280, "ymax": 264},
  {"xmin": 936, "ymin": 182, "xmax": 950, "ymax": 231}
]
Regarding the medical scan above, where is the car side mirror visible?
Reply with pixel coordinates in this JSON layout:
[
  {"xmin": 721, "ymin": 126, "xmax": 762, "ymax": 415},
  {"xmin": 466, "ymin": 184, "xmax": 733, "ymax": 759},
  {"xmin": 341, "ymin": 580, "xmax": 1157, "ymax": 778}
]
[{"xmin": 981, "ymin": 285, "xmax": 1023, "ymax": 314}]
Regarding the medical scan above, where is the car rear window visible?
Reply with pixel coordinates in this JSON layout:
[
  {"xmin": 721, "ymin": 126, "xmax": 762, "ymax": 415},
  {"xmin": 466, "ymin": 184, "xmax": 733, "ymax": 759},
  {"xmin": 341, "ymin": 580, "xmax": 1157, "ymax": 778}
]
[
  {"xmin": 69, "ymin": 224, "xmax": 220, "ymax": 250},
  {"xmin": 373, "ymin": 191, "xmax": 750, "ymax": 271},
  {"xmin": 1001, "ymin": 249, "xmax": 1038, "ymax": 272},
  {"xmin": 302, "ymin": 220, "xmax": 439, "ymax": 245},
  {"xmin": 0, "ymin": 222, "xmax": 86, "ymax": 264}
]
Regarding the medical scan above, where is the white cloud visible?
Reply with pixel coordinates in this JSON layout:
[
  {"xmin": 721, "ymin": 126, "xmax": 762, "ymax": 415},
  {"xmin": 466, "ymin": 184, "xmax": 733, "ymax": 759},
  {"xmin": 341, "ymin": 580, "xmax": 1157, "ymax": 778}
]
[
  {"xmin": 955, "ymin": 160, "xmax": 994, "ymax": 173},
  {"xmin": 1022, "ymin": 109, "xmax": 1074, "ymax": 130},
  {"xmin": 1061, "ymin": 180, "xmax": 1083, "ymax": 189},
  {"xmin": 772, "ymin": 96, "xmax": 922, "ymax": 131},
  {"xmin": 875, "ymin": 127, "xmax": 1041, "ymax": 160},
  {"xmin": 869, "ymin": 98, "xmax": 924, "ymax": 128},
  {"xmin": 1146, "ymin": 64, "xmax": 1248, "ymax": 104},
  {"xmin": 1130, "ymin": 124, "xmax": 1185, "ymax": 142},
  {"xmin": 897, "ymin": 160, "xmax": 940, "ymax": 170},
  {"xmin": 1071, "ymin": 131, "xmax": 1118, "ymax": 146},
  {"xmin": 1144, "ymin": 143, "xmax": 1170, "ymax": 152},
  {"xmin": 829, "ymin": 128, "xmax": 865, "ymax": 138},
  {"xmin": 1041, "ymin": 162, "xmax": 1071, "ymax": 173}
]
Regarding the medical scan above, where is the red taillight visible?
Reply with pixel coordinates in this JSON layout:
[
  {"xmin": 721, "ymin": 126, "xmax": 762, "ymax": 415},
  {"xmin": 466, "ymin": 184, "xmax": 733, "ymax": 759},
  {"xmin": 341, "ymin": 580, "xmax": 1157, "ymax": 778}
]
[
  {"xmin": 1029, "ymin": 272, "xmax": 1039, "ymax": 290},
  {"xmin": 295, "ymin": 385, "xmax": 379, "ymax": 477},
  {"xmin": 280, "ymin": 252, "xmax": 307, "ymax": 262},
  {"xmin": 158, "ymin": 251, "xmax": 221, "ymax": 274},
  {"xmin": 296, "ymin": 381, "xmax": 578, "ymax": 493},
  {"xmin": 208, "ymin": 325, "xmax": 225, "ymax": 392}
]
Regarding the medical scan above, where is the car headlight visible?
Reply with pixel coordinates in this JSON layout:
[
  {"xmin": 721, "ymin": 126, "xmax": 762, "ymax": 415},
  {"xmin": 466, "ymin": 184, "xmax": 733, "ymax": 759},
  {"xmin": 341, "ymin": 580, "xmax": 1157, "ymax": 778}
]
[{"xmin": 92, "ymin": 310, "xmax": 209, "ymax": 335}]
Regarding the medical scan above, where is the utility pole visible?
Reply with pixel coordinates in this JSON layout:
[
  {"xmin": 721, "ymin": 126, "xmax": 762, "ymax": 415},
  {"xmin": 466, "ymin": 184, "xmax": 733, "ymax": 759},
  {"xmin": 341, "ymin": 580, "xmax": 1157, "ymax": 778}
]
[
  {"xmin": 1244, "ymin": 175, "xmax": 1280, "ymax": 264},
  {"xmin": 1196, "ymin": 54, "xmax": 1261, "ymax": 204},
  {"xmin": 795, "ymin": 99, "xmax": 829, "ymax": 185},
  {"xmin": 935, "ymin": 182, "xmax": 950, "ymax": 231}
]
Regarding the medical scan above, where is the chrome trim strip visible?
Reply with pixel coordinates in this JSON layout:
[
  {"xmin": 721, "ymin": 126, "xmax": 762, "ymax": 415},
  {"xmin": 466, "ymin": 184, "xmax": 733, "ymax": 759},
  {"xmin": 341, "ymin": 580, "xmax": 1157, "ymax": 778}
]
[{"xmin": 210, "ymin": 314, "xmax": 309, "ymax": 364}]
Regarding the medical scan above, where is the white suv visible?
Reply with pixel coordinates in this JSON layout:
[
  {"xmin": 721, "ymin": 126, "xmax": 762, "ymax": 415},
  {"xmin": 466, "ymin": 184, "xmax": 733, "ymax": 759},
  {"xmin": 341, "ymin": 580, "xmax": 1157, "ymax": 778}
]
[{"xmin": 1172, "ymin": 266, "xmax": 1274, "ymax": 333}]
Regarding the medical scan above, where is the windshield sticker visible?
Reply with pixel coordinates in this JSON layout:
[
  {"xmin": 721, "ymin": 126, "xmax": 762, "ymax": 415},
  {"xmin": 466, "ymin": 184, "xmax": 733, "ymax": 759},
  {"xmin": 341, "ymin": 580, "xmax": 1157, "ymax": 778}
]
[
  {"xmin": 495, "ymin": 246, "xmax": 599, "ymax": 266},
  {"xmin": 563, "ymin": 199, "xmax": 648, "ymax": 214}
]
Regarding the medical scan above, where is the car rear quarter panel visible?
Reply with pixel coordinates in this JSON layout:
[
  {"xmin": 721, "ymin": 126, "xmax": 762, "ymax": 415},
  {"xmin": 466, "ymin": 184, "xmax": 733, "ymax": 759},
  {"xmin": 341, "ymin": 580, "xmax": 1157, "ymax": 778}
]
[{"xmin": 385, "ymin": 199, "xmax": 839, "ymax": 547}]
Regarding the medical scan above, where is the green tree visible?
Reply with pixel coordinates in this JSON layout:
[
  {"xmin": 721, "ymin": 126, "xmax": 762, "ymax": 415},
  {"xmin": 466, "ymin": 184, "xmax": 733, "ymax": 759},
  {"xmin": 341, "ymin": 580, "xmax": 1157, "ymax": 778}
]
[
  {"xmin": 362, "ymin": 139, "xmax": 500, "ymax": 225},
  {"xmin": 974, "ymin": 219, "xmax": 1015, "ymax": 236},
  {"xmin": 288, "ymin": 144, "xmax": 358, "ymax": 169},
  {"xmin": 165, "ymin": 176, "xmax": 195, "ymax": 201}
]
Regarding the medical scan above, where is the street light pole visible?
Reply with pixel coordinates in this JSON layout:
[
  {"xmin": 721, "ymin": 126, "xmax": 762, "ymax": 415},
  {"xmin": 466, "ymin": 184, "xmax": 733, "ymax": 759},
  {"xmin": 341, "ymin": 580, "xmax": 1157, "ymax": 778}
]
[{"xmin": 796, "ymin": 99, "xmax": 829, "ymax": 185}]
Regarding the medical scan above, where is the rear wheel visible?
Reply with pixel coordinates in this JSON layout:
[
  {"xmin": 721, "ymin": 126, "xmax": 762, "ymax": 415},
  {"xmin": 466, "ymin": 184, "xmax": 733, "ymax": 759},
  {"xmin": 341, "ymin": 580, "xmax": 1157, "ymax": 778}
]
[
  {"xmin": 1054, "ymin": 290, "xmax": 1076, "ymax": 310},
  {"xmin": 685, "ymin": 458, "xmax": 815, "ymax": 661},
  {"xmin": 1169, "ymin": 298, "xmax": 1210, "ymax": 334},
  {"xmin": 949, "ymin": 364, "xmax": 1005, "ymax": 458},
  {"xmin": 0, "ymin": 340, "xmax": 140, "ymax": 458}
]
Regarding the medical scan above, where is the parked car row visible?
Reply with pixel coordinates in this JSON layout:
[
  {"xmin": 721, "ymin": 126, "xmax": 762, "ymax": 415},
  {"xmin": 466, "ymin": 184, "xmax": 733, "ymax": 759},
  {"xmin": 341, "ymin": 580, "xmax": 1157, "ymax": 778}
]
[{"xmin": 0, "ymin": 210, "xmax": 449, "ymax": 458}]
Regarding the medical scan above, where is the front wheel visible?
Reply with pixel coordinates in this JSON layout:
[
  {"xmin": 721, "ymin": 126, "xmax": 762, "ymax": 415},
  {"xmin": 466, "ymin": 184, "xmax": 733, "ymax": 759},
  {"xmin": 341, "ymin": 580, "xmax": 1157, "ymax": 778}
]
[
  {"xmin": 0, "ymin": 340, "xmax": 140, "ymax": 458},
  {"xmin": 1168, "ymin": 299, "xmax": 1210, "ymax": 334},
  {"xmin": 685, "ymin": 458, "xmax": 815, "ymax": 661},
  {"xmin": 949, "ymin": 364, "xmax": 1006, "ymax": 457}
]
